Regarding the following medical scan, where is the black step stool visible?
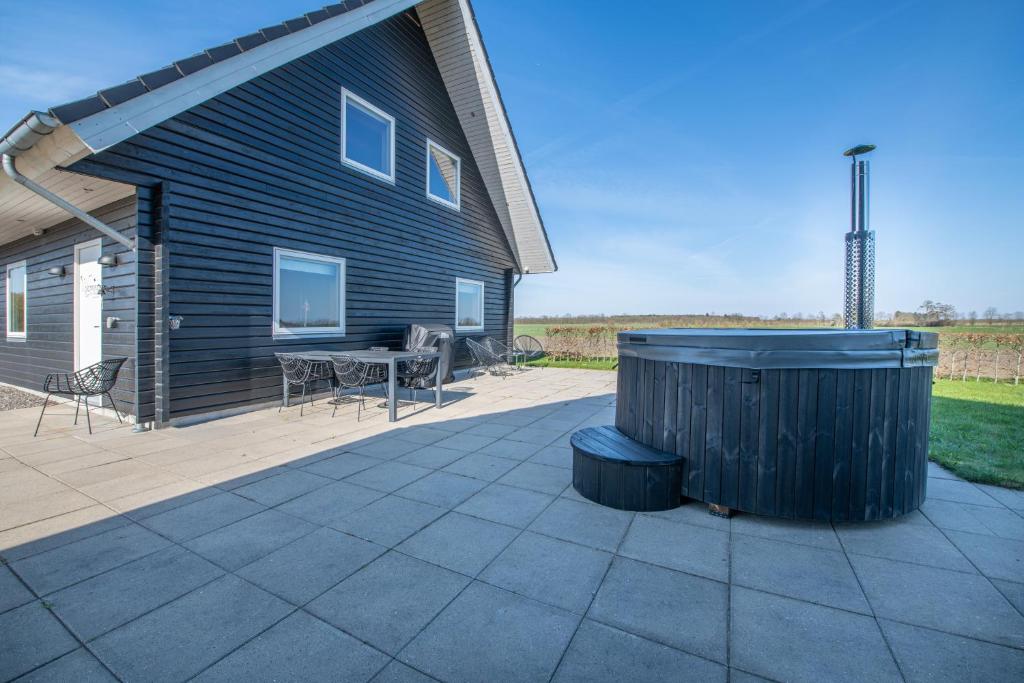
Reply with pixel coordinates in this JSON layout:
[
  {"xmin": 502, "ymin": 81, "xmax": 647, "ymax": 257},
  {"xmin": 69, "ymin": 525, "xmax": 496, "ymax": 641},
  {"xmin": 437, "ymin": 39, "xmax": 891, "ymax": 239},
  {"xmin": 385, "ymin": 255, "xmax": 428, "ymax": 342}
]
[{"xmin": 570, "ymin": 426, "xmax": 684, "ymax": 512}]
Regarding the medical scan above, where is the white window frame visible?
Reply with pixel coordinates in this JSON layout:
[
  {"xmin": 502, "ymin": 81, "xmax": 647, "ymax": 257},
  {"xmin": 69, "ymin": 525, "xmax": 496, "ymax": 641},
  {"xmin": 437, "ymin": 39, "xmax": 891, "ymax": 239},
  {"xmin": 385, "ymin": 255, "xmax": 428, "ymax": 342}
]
[
  {"xmin": 425, "ymin": 139, "xmax": 461, "ymax": 210},
  {"xmin": 340, "ymin": 88, "xmax": 396, "ymax": 184},
  {"xmin": 5, "ymin": 260, "xmax": 27, "ymax": 340},
  {"xmin": 272, "ymin": 247, "xmax": 346, "ymax": 339},
  {"xmin": 455, "ymin": 277, "xmax": 485, "ymax": 332}
]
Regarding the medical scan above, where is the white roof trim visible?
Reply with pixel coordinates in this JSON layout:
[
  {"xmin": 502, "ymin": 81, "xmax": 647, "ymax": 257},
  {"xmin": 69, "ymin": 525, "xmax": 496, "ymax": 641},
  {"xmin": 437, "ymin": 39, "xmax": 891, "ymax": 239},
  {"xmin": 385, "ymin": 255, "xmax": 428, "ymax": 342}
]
[
  {"xmin": 67, "ymin": 0, "xmax": 420, "ymax": 152},
  {"xmin": 417, "ymin": 0, "xmax": 556, "ymax": 273}
]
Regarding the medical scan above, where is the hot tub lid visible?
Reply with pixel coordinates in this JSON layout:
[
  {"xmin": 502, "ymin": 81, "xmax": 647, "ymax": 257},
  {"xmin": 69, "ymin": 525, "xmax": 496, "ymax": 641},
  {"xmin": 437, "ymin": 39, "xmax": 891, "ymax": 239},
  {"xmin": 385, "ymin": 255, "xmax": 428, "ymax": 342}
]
[{"xmin": 617, "ymin": 328, "xmax": 938, "ymax": 370}]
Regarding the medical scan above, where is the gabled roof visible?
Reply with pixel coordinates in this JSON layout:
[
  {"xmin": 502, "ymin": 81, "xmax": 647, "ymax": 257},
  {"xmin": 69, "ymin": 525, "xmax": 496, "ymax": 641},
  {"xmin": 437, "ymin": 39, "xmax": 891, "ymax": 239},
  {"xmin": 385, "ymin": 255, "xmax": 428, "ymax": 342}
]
[{"xmin": 0, "ymin": 0, "xmax": 555, "ymax": 273}]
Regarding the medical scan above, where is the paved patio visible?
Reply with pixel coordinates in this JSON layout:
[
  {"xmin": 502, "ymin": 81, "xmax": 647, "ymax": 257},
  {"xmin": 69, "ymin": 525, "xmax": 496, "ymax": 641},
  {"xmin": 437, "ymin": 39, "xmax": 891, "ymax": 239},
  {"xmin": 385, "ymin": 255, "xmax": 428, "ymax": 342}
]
[{"xmin": 1, "ymin": 368, "xmax": 1022, "ymax": 682}]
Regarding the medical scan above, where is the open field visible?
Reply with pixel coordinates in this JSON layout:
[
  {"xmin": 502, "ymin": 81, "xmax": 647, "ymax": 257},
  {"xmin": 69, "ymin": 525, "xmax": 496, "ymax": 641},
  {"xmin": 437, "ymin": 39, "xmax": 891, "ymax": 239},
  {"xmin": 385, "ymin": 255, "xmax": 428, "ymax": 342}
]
[
  {"xmin": 515, "ymin": 321, "xmax": 1024, "ymax": 337},
  {"xmin": 515, "ymin": 320, "xmax": 1024, "ymax": 383}
]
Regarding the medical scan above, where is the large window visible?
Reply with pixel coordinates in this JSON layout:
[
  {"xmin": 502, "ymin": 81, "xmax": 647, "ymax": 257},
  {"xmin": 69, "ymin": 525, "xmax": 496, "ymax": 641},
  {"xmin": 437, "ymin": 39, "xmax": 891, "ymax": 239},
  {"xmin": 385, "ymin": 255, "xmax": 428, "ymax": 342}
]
[
  {"xmin": 6, "ymin": 261, "xmax": 26, "ymax": 339},
  {"xmin": 426, "ymin": 139, "xmax": 460, "ymax": 210},
  {"xmin": 273, "ymin": 248, "xmax": 345, "ymax": 337},
  {"xmin": 455, "ymin": 278, "xmax": 484, "ymax": 332},
  {"xmin": 341, "ymin": 89, "xmax": 395, "ymax": 183}
]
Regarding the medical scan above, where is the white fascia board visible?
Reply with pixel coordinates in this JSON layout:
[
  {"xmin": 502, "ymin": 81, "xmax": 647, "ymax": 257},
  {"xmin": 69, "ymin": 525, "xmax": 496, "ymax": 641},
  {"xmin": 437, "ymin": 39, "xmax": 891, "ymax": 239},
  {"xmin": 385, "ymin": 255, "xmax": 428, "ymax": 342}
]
[
  {"xmin": 455, "ymin": 0, "xmax": 555, "ymax": 274},
  {"xmin": 68, "ymin": 0, "xmax": 419, "ymax": 153}
]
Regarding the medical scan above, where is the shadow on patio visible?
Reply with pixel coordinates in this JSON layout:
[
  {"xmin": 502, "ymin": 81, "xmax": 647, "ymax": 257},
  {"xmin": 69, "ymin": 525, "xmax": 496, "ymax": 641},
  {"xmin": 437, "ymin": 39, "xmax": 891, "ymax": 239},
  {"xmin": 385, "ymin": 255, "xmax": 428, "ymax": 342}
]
[{"xmin": 2, "ymin": 368, "xmax": 1023, "ymax": 682}]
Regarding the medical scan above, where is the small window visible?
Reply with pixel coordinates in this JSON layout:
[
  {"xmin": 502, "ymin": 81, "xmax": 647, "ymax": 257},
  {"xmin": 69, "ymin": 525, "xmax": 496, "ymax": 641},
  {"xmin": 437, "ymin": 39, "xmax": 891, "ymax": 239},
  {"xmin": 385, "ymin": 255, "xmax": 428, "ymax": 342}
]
[
  {"xmin": 6, "ymin": 261, "xmax": 26, "ymax": 339},
  {"xmin": 426, "ymin": 140, "xmax": 460, "ymax": 209},
  {"xmin": 273, "ymin": 248, "xmax": 346, "ymax": 337},
  {"xmin": 341, "ymin": 89, "xmax": 395, "ymax": 183},
  {"xmin": 455, "ymin": 278, "xmax": 484, "ymax": 332}
]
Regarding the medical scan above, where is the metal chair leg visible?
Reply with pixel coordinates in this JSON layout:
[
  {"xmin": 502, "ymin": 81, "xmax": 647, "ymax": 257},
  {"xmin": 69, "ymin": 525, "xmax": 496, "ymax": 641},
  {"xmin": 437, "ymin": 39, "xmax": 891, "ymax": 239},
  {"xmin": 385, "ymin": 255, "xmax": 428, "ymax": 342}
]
[
  {"xmin": 74, "ymin": 396, "xmax": 81, "ymax": 425},
  {"xmin": 105, "ymin": 392, "xmax": 123, "ymax": 423},
  {"xmin": 300, "ymin": 384, "xmax": 306, "ymax": 417},
  {"xmin": 84, "ymin": 397, "xmax": 92, "ymax": 435},
  {"xmin": 34, "ymin": 394, "xmax": 51, "ymax": 437}
]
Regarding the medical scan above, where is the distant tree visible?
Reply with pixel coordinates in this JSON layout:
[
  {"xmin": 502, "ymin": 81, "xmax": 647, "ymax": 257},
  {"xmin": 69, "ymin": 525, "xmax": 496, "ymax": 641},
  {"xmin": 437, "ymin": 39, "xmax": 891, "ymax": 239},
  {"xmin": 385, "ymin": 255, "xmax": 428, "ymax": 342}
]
[
  {"xmin": 984, "ymin": 307, "xmax": 998, "ymax": 324},
  {"xmin": 918, "ymin": 301, "xmax": 957, "ymax": 326},
  {"xmin": 968, "ymin": 310, "xmax": 978, "ymax": 325}
]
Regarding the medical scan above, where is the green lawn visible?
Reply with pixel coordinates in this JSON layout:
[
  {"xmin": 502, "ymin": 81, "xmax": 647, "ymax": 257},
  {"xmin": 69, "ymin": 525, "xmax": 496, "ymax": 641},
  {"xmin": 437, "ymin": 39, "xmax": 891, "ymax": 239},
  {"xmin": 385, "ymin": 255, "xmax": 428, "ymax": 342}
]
[
  {"xmin": 929, "ymin": 379, "xmax": 1024, "ymax": 489},
  {"xmin": 524, "ymin": 356, "xmax": 617, "ymax": 371}
]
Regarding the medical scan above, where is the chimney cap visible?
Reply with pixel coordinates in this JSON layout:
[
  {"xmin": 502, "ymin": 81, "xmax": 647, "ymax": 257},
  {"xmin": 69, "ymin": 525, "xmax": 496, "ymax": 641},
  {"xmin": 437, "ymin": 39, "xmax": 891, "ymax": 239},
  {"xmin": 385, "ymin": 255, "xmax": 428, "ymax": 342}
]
[{"xmin": 843, "ymin": 144, "xmax": 876, "ymax": 157}]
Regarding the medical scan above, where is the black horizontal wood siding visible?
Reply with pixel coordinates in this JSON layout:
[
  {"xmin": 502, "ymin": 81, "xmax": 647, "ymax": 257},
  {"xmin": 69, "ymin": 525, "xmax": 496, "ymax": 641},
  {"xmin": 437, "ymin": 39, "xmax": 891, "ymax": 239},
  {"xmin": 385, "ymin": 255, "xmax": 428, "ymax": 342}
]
[
  {"xmin": 73, "ymin": 12, "xmax": 518, "ymax": 419},
  {"xmin": 0, "ymin": 197, "xmax": 138, "ymax": 416}
]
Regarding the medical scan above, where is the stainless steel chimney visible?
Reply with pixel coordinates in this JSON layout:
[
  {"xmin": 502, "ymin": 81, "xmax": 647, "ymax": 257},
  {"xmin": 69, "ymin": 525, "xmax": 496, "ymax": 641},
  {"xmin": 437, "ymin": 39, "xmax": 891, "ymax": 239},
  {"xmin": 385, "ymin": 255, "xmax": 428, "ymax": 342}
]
[{"xmin": 843, "ymin": 144, "xmax": 876, "ymax": 329}]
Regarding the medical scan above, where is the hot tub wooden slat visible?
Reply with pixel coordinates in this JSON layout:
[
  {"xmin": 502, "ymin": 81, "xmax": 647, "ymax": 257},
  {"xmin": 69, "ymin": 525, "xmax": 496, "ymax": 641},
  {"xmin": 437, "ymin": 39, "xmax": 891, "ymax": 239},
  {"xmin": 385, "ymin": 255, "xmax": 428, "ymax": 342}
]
[
  {"xmin": 894, "ymin": 369, "xmax": 912, "ymax": 515},
  {"xmin": 686, "ymin": 364, "xmax": 708, "ymax": 499},
  {"xmin": 615, "ymin": 354, "xmax": 933, "ymax": 522},
  {"xmin": 738, "ymin": 367, "xmax": 760, "ymax": 512},
  {"xmin": 676, "ymin": 364, "xmax": 693, "ymax": 478},
  {"xmin": 776, "ymin": 371, "xmax": 800, "ymax": 518},
  {"xmin": 720, "ymin": 367, "xmax": 743, "ymax": 510},
  {"xmin": 704, "ymin": 365, "xmax": 725, "ymax": 505},
  {"xmin": 865, "ymin": 369, "xmax": 887, "ymax": 519},
  {"xmin": 831, "ymin": 370, "xmax": 855, "ymax": 521},
  {"xmin": 756, "ymin": 369, "xmax": 780, "ymax": 516},
  {"xmin": 663, "ymin": 362, "xmax": 679, "ymax": 459},
  {"xmin": 849, "ymin": 369, "xmax": 872, "ymax": 519},
  {"xmin": 881, "ymin": 368, "xmax": 900, "ymax": 518},
  {"xmin": 795, "ymin": 369, "xmax": 819, "ymax": 519},
  {"xmin": 814, "ymin": 369, "xmax": 838, "ymax": 521}
]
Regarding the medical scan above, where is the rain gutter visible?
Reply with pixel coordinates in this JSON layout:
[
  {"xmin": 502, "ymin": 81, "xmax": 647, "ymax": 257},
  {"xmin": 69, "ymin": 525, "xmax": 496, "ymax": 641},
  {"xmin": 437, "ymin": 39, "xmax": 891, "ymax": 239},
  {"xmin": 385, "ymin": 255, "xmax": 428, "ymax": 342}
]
[{"xmin": 0, "ymin": 111, "xmax": 134, "ymax": 249}]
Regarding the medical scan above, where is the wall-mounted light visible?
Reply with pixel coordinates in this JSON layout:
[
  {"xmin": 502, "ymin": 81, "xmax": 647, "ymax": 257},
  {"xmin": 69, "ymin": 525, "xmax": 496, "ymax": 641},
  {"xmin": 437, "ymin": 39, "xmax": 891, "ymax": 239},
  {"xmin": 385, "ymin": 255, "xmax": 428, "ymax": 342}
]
[
  {"xmin": 97, "ymin": 254, "xmax": 118, "ymax": 267},
  {"xmin": 47, "ymin": 266, "xmax": 66, "ymax": 277}
]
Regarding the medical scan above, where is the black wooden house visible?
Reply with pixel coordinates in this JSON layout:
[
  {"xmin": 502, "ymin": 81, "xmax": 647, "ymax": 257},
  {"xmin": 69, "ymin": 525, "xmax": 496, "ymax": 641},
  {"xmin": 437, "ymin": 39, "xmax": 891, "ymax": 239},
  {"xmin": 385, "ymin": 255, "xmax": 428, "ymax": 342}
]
[{"xmin": 0, "ymin": 0, "xmax": 556, "ymax": 427}]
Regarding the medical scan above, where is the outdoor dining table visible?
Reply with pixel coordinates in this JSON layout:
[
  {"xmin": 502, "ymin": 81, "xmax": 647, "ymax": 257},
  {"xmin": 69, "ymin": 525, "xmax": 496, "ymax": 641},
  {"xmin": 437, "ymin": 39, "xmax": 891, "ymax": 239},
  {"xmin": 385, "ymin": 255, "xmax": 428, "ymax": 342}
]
[{"xmin": 285, "ymin": 349, "xmax": 443, "ymax": 422}]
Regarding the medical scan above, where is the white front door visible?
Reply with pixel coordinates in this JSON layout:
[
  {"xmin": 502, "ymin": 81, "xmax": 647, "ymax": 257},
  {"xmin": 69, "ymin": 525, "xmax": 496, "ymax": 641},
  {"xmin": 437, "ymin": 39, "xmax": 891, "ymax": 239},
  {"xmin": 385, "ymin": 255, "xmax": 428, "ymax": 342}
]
[{"xmin": 75, "ymin": 240, "xmax": 103, "ymax": 404}]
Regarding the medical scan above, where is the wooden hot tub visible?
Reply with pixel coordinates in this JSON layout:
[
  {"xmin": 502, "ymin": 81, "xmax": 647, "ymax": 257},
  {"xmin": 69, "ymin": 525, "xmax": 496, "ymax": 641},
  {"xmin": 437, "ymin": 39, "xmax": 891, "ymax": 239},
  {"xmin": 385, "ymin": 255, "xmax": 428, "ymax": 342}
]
[{"xmin": 613, "ymin": 328, "xmax": 938, "ymax": 522}]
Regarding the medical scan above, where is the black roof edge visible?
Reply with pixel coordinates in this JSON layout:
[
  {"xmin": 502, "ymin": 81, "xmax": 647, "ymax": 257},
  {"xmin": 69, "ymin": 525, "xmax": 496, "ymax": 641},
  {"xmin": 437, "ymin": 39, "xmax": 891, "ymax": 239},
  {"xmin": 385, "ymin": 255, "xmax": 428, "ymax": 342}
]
[
  {"xmin": 45, "ymin": 1, "xmax": 364, "ymax": 125},
  {"xmin": 98, "ymin": 79, "xmax": 149, "ymax": 107}
]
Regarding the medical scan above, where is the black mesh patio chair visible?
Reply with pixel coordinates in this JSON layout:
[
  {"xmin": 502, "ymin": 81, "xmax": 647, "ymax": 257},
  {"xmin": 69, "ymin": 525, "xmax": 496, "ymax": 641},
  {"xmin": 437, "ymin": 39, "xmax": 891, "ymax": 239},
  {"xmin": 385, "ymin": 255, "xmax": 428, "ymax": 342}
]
[
  {"xmin": 330, "ymin": 355, "xmax": 387, "ymax": 420},
  {"xmin": 35, "ymin": 357, "xmax": 127, "ymax": 436},
  {"xmin": 276, "ymin": 353, "xmax": 332, "ymax": 416},
  {"xmin": 513, "ymin": 335, "xmax": 545, "ymax": 366},
  {"xmin": 483, "ymin": 336, "xmax": 525, "ymax": 370},
  {"xmin": 466, "ymin": 338, "xmax": 513, "ymax": 378},
  {"xmin": 398, "ymin": 346, "xmax": 439, "ymax": 402}
]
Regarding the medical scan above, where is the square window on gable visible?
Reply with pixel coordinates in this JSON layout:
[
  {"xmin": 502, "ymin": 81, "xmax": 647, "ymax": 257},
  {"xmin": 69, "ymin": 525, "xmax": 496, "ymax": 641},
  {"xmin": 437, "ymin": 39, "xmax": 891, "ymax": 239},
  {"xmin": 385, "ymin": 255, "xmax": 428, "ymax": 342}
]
[
  {"xmin": 273, "ymin": 248, "xmax": 346, "ymax": 338},
  {"xmin": 426, "ymin": 140, "xmax": 460, "ymax": 210},
  {"xmin": 341, "ymin": 89, "xmax": 395, "ymax": 183}
]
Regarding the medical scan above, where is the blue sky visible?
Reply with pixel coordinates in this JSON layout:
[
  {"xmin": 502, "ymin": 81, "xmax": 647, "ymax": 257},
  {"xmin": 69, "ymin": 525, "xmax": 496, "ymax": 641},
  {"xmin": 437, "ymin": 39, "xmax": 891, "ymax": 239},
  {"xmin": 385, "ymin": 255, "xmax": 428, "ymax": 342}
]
[{"xmin": 2, "ymin": 0, "xmax": 1021, "ymax": 317}]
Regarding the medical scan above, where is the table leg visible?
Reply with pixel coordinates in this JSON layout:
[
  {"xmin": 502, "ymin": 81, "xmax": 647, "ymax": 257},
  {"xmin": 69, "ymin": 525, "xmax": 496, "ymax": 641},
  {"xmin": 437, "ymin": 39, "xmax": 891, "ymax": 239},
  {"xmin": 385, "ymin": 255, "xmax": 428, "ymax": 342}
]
[
  {"xmin": 434, "ymin": 361, "xmax": 443, "ymax": 408},
  {"xmin": 388, "ymin": 358, "xmax": 398, "ymax": 422},
  {"xmin": 282, "ymin": 373, "xmax": 289, "ymax": 408}
]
